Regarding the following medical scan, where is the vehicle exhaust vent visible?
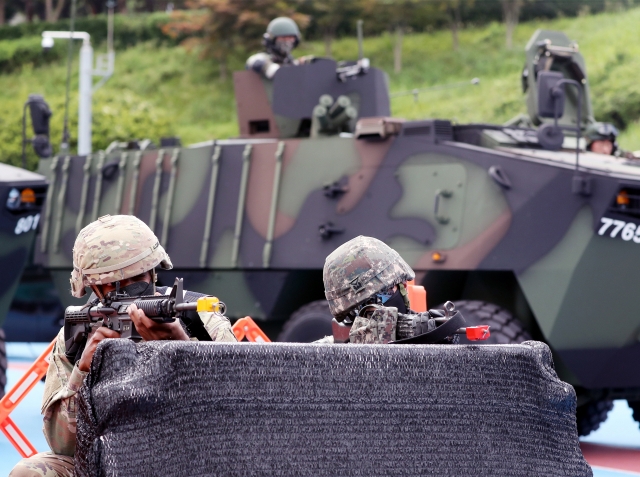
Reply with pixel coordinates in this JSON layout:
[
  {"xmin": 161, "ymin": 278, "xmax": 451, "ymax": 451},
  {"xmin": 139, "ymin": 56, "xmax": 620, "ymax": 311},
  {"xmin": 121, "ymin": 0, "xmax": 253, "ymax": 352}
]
[
  {"xmin": 434, "ymin": 120, "xmax": 453, "ymax": 141},
  {"xmin": 403, "ymin": 125, "xmax": 431, "ymax": 136},
  {"xmin": 401, "ymin": 120, "xmax": 454, "ymax": 142}
]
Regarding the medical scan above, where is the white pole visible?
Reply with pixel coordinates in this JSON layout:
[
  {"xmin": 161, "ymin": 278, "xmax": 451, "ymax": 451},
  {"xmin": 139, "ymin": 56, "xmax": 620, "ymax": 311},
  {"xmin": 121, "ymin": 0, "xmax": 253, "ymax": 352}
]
[
  {"xmin": 78, "ymin": 40, "xmax": 93, "ymax": 155},
  {"xmin": 42, "ymin": 30, "xmax": 113, "ymax": 156}
]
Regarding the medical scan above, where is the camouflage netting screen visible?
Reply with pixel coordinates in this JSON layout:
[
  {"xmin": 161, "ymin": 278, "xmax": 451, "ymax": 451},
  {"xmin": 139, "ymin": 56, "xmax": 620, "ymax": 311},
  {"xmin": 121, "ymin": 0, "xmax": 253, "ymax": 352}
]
[{"xmin": 75, "ymin": 340, "xmax": 592, "ymax": 476}]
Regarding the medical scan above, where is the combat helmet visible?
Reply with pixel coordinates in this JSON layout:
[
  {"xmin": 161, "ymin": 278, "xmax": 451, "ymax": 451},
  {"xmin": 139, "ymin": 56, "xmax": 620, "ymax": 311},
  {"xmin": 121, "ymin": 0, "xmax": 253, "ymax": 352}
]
[
  {"xmin": 323, "ymin": 236, "xmax": 415, "ymax": 320},
  {"xmin": 70, "ymin": 214, "xmax": 172, "ymax": 298},
  {"xmin": 585, "ymin": 122, "xmax": 619, "ymax": 152},
  {"xmin": 263, "ymin": 17, "xmax": 301, "ymax": 58}
]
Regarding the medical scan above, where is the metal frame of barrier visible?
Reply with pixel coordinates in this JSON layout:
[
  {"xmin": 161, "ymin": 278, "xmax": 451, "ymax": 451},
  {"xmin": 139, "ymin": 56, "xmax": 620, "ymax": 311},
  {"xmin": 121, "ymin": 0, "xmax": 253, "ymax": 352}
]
[
  {"xmin": 0, "ymin": 339, "xmax": 55, "ymax": 458},
  {"xmin": 232, "ymin": 316, "xmax": 271, "ymax": 342}
]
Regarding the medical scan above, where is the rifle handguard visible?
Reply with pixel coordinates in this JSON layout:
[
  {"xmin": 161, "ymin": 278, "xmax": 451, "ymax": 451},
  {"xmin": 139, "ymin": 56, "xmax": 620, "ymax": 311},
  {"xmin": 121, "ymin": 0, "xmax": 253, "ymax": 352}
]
[
  {"xmin": 132, "ymin": 296, "xmax": 225, "ymax": 320},
  {"xmin": 63, "ymin": 278, "xmax": 226, "ymax": 365}
]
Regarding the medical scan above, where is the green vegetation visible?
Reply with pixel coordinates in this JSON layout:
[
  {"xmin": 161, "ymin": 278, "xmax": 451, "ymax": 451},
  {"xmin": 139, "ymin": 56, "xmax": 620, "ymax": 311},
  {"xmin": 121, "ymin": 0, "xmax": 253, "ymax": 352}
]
[
  {"xmin": 0, "ymin": 12, "xmax": 179, "ymax": 46},
  {"xmin": 2, "ymin": 7, "xmax": 640, "ymax": 169}
]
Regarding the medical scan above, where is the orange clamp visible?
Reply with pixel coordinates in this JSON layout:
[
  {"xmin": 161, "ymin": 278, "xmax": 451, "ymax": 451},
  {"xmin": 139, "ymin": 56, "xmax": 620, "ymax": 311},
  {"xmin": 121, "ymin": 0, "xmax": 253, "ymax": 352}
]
[
  {"xmin": 0, "ymin": 338, "xmax": 55, "ymax": 458},
  {"xmin": 232, "ymin": 316, "xmax": 271, "ymax": 343},
  {"xmin": 465, "ymin": 325, "xmax": 491, "ymax": 341}
]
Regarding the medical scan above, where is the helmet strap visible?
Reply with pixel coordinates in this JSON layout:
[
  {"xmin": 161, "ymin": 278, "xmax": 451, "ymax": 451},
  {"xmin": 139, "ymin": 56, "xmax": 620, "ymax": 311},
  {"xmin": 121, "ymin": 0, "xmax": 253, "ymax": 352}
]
[
  {"xmin": 90, "ymin": 283, "xmax": 105, "ymax": 303},
  {"xmin": 151, "ymin": 267, "xmax": 157, "ymax": 294},
  {"xmin": 398, "ymin": 283, "xmax": 410, "ymax": 310},
  {"xmin": 331, "ymin": 317, "xmax": 351, "ymax": 343}
]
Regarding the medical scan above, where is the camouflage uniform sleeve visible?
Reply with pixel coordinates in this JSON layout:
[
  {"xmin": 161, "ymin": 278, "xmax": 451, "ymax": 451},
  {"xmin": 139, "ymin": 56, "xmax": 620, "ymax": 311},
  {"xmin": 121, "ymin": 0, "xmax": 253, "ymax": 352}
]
[
  {"xmin": 199, "ymin": 311, "xmax": 237, "ymax": 342},
  {"xmin": 40, "ymin": 328, "xmax": 88, "ymax": 456},
  {"xmin": 349, "ymin": 306, "xmax": 398, "ymax": 344}
]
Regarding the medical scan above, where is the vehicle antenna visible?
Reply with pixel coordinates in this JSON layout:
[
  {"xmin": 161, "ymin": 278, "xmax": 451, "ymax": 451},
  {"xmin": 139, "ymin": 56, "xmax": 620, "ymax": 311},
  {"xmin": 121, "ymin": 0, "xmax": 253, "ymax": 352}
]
[
  {"xmin": 60, "ymin": 0, "xmax": 78, "ymax": 155},
  {"xmin": 357, "ymin": 20, "xmax": 364, "ymax": 60}
]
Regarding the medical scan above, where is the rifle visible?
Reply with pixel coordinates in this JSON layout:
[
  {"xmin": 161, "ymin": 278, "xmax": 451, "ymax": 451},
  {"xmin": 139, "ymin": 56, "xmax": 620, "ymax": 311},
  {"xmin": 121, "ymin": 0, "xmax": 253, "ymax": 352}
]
[
  {"xmin": 336, "ymin": 58, "xmax": 370, "ymax": 82},
  {"xmin": 394, "ymin": 302, "xmax": 490, "ymax": 344},
  {"xmin": 64, "ymin": 277, "xmax": 225, "ymax": 364}
]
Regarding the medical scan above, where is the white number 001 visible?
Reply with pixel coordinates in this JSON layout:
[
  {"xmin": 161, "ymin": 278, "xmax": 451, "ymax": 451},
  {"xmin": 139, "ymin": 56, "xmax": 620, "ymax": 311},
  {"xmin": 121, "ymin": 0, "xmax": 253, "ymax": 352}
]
[
  {"xmin": 598, "ymin": 217, "xmax": 640, "ymax": 243},
  {"xmin": 14, "ymin": 214, "xmax": 40, "ymax": 235}
]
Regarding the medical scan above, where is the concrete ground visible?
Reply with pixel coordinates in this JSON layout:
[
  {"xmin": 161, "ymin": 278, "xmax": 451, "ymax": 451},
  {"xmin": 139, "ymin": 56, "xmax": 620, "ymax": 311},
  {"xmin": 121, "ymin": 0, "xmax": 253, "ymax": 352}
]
[{"xmin": 2, "ymin": 342, "xmax": 640, "ymax": 475}]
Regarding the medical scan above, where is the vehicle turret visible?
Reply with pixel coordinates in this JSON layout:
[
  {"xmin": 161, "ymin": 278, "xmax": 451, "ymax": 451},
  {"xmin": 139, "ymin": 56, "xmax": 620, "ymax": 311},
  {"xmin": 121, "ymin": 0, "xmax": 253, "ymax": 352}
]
[{"xmin": 233, "ymin": 58, "xmax": 389, "ymax": 139}]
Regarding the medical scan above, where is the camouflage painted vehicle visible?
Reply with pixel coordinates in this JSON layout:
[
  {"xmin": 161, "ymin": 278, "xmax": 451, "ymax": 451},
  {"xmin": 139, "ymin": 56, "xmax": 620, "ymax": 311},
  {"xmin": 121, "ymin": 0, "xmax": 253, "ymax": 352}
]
[
  {"xmin": 4, "ymin": 29, "xmax": 640, "ymax": 435},
  {"xmin": 0, "ymin": 163, "xmax": 47, "ymax": 395}
]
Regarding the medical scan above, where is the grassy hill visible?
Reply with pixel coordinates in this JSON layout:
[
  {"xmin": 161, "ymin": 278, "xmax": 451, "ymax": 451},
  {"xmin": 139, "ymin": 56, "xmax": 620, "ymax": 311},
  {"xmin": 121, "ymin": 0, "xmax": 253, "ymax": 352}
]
[{"xmin": 1, "ymin": 7, "xmax": 640, "ymax": 169}]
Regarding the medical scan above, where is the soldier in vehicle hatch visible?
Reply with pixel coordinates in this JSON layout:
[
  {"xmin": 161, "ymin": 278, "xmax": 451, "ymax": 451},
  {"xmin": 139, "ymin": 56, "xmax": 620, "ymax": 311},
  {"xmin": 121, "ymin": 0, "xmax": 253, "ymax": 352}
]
[
  {"xmin": 585, "ymin": 122, "xmax": 637, "ymax": 159},
  {"xmin": 9, "ymin": 215, "xmax": 237, "ymax": 477},
  {"xmin": 318, "ymin": 235, "xmax": 464, "ymax": 345},
  {"xmin": 586, "ymin": 122, "xmax": 619, "ymax": 155},
  {"xmin": 246, "ymin": 16, "xmax": 312, "ymax": 80}
]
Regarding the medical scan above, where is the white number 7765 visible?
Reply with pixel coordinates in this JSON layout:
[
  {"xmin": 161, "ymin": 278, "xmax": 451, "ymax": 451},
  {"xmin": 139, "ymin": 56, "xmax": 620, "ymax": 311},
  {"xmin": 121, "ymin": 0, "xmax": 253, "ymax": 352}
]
[
  {"xmin": 598, "ymin": 217, "xmax": 640, "ymax": 243},
  {"xmin": 598, "ymin": 218, "xmax": 626, "ymax": 237}
]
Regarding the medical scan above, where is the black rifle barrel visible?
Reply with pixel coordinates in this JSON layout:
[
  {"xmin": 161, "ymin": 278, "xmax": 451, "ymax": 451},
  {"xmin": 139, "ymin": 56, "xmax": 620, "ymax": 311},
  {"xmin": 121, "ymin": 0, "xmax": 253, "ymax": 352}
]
[{"xmin": 70, "ymin": 298, "xmax": 198, "ymax": 322}]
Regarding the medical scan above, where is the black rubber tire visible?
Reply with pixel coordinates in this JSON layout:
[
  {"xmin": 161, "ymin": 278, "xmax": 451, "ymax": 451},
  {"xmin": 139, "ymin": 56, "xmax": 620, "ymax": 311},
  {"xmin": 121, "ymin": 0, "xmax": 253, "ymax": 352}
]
[
  {"xmin": 576, "ymin": 399, "xmax": 613, "ymax": 436},
  {"xmin": 277, "ymin": 300, "xmax": 333, "ymax": 343},
  {"xmin": 447, "ymin": 300, "xmax": 531, "ymax": 345},
  {"xmin": 627, "ymin": 400, "xmax": 640, "ymax": 429},
  {"xmin": 0, "ymin": 329, "xmax": 7, "ymax": 399}
]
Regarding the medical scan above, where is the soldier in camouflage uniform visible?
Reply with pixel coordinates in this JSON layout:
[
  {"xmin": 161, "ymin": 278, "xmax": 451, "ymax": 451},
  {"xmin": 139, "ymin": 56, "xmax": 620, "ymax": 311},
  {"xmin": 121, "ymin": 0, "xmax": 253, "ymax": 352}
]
[
  {"xmin": 319, "ymin": 235, "xmax": 457, "ymax": 345},
  {"xmin": 9, "ymin": 215, "xmax": 237, "ymax": 477},
  {"xmin": 246, "ymin": 17, "xmax": 311, "ymax": 79}
]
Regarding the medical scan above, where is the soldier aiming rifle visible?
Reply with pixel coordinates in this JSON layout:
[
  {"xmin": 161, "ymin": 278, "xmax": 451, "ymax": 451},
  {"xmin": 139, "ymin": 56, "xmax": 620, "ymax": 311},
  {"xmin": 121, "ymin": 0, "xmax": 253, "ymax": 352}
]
[
  {"xmin": 318, "ymin": 235, "xmax": 490, "ymax": 345},
  {"xmin": 10, "ymin": 215, "xmax": 237, "ymax": 477}
]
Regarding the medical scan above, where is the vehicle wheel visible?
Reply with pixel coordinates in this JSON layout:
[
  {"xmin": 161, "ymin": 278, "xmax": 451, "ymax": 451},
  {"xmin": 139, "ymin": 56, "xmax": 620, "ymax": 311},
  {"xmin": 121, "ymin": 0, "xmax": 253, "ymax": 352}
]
[
  {"xmin": 446, "ymin": 300, "xmax": 531, "ymax": 345},
  {"xmin": 576, "ymin": 399, "xmax": 613, "ymax": 436},
  {"xmin": 626, "ymin": 400, "xmax": 640, "ymax": 428},
  {"xmin": 277, "ymin": 300, "xmax": 333, "ymax": 343},
  {"xmin": 0, "ymin": 329, "xmax": 7, "ymax": 399}
]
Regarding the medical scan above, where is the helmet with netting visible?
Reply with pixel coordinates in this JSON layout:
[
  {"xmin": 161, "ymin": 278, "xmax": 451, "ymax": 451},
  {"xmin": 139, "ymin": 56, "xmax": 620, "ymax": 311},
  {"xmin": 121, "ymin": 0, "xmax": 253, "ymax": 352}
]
[
  {"xmin": 323, "ymin": 236, "xmax": 415, "ymax": 320},
  {"xmin": 70, "ymin": 214, "xmax": 172, "ymax": 298},
  {"xmin": 585, "ymin": 122, "xmax": 619, "ymax": 144}
]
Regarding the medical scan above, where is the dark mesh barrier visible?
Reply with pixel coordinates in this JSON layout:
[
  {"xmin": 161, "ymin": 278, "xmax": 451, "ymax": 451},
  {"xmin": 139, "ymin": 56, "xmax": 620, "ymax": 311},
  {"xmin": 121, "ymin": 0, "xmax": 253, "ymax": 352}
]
[{"xmin": 75, "ymin": 340, "xmax": 592, "ymax": 476}]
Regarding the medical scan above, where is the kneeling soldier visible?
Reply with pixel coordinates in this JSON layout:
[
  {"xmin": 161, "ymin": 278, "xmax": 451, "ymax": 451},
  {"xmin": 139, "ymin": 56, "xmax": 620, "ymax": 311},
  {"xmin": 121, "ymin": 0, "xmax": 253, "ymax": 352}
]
[{"xmin": 10, "ymin": 215, "xmax": 237, "ymax": 477}]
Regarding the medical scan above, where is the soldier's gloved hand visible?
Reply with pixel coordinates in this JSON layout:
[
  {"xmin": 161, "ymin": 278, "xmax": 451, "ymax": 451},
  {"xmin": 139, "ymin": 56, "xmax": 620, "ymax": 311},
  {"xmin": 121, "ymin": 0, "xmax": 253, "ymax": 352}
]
[
  {"xmin": 396, "ymin": 311, "xmax": 438, "ymax": 340},
  {"xmin": 296, "ymin": 55, "xmax": 315, "ymax": 65},
  {"xmin": 349, "ymin": 306, "xmax": 398, "ymax": 344},
  {"xmin": 128, "ymin": 303, "xmax": 190, "ymax": 342},
  {"xmin": 77, "ymin": 326, "xmax": 121, "ymax": 372}
]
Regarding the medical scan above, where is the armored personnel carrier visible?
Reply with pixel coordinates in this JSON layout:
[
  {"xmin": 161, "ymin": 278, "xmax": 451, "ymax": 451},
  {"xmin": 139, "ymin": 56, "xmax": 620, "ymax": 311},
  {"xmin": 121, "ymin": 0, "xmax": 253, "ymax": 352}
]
[
  {"xmin": 0, "ymin": 163, "xmax": 47, "ymax": 395},
  {"xmin": 3, "ymin": 29, "xmax": 640, "ymax": 435}
]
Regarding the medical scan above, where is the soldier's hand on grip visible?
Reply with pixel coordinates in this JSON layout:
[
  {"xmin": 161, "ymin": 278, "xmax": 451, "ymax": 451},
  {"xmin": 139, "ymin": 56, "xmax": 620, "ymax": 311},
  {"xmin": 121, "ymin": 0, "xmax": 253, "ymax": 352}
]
[
  {"xmin": 77, "ymin": 327, "xmax": 121, "ymax": 372},
  {"xmin": 128, "ymin": 302, "xmax": 190, "ymax": 342}
]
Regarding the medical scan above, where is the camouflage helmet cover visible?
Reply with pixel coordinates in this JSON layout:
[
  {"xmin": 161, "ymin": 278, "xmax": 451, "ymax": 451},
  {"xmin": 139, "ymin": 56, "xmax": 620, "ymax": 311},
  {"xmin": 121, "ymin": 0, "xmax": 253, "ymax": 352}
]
[
  {"xmin": 323, "ymin": 236, "xmax": 415, "ymax": 319},
  {"xmin": 70, "ymin": 214, "xmax": 172, "ymax": 298}
]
